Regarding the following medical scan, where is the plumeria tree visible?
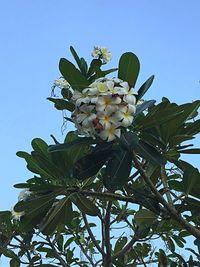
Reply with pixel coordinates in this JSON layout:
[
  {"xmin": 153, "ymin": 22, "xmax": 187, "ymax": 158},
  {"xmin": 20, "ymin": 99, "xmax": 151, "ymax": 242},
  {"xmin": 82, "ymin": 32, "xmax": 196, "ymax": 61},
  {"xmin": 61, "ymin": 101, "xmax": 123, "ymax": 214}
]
[{"xmin": 1, "ymin": 46, "xmax": 200, "ymax": 267}]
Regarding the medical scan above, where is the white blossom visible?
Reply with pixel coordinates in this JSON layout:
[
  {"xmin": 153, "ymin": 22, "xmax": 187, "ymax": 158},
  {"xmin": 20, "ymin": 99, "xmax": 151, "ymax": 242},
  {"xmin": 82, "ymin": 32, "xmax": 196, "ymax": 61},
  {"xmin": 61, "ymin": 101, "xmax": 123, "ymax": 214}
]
[
  {"xmin": 71, "ymin": 77, "xmax": 137, "ymax": 141},
  {"xmin": 92, "ymin": 46, "xmax": 112, "ymax": 63},
  {"xmin": 114, "ymin": 104, "xmax": 136, "ymax": 127},
  {"xmin": 54, "ymin": 78, "xmax": 70, "ymax": 89},
  {"xmin": 11, "ymin": 207, "xmax": 24, "ymax": 221},
  {"xmin": 99, "ymin": 124, "xmax": 121, "ymax": 142}
]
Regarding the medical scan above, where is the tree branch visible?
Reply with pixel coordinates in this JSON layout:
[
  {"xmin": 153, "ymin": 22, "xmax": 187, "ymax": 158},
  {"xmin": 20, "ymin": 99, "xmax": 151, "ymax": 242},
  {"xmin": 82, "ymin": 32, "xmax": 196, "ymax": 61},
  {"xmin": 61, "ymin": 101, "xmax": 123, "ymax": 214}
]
[
  {"xmin": 73, "ymin": 233, "xmax": 96, "ymax": 267},
  {"xmin": 132, "ymin": 152, "xmax": 200, "ymax": 240},
  {"xmin": 46, "ymin": 236, "xmax": 69, "ymax": 267},
  {"xmin": 82, "ymin": 212, "xmax": 105, "ymax": 256},
  {"xmin": 112, "ymin": 235, "xmax": 138, "ymax": 260},
  {"xmin": 64, "ymin": 188, "xmax": 138, "ymax": 204},
  {"xmin": 160, "ymin": 166, "xmax": 173, "ymax": 205},
  {"xmin": 104, "ymin": 201, "xmax": 112, "ymax": 267}
]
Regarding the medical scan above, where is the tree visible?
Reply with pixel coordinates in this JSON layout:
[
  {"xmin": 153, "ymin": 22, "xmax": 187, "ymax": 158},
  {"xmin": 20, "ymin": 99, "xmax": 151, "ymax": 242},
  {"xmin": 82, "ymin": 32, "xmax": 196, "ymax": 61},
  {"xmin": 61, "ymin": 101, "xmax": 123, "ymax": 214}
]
[{"xmin": 1, "ymin": 46, "xmax": 200, "ymax": 267}]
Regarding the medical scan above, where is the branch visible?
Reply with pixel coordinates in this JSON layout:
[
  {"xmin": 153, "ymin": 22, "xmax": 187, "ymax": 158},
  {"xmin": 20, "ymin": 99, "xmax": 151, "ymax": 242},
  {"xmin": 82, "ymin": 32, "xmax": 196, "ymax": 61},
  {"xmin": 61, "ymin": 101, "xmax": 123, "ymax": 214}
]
[
  {"xmin": 104, "ymin": 201, "xmax": 112, "ymax": 267},
  {"xmin": 73, "ymin": 234, "xmax": 96, "ymax": 267},
  {"xmin": 132, "ymin": 152, "xmax": 200, "ymax": 240},
  {"xmin": 64, "ymin": 188, "xmax": 138, "ymax": 204},
  {"xmin": 82, "ymin": 212, "xmax": 105, "ymax": 256},
  {"xmin": 46, "ymin": 236, "xmax": 70, "ymax": 267},
  {"xmin": 112, "ymin": 235, "xmax": 138, "ymax": 260},
  {"xmin": 160, "ymin": 166, "xmax": 173, "ymax": 205}
]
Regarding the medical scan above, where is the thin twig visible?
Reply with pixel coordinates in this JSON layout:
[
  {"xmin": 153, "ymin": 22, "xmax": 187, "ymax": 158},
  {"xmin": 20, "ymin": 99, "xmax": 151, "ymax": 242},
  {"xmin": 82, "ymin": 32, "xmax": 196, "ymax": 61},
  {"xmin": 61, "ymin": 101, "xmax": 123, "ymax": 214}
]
[
  {"xmin": 46, "ymin": 236, "xmax": 69, "ymax": 267},
  {"xmin": 160, "ymin": 166, "xmax": 173, "ymax": 205},
  {"xmin": 73, "ymin": 234, "xmax": 96, "ymax": 267},
  {"xmin": 112, "ymin": 234, "xmax": 138, "ymax": 260},
  {"xmin": 64, "ymin": 188, "xmax": 138, "ymax": 204},
  {"xmin": 82, "ymin": 212, "xmax": 105, "ymax": 256},
  {"xmin": 104, "ymin": 201, "xmax": 112, "ymax": 267},
  {"xmin": 132, "ymin": 152, "xmax": 200, "ymax": 240}
]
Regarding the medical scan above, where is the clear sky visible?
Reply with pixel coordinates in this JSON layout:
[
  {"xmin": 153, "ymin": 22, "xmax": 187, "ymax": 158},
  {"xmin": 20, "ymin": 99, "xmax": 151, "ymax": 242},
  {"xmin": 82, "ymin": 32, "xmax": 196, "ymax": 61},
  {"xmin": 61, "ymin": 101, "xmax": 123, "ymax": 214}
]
[{"xmin": 0, "ymin": 0, "xmax": 200, "ymax": 263}]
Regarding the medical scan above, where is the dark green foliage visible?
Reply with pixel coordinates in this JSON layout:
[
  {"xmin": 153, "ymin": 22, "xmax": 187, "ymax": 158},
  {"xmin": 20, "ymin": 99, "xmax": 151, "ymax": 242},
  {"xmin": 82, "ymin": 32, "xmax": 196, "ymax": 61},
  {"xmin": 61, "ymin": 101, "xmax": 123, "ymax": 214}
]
[
  {"xmin": 118, "ymin": 52, "xmax": 140, "ymax": 87},
  {"xmin": 2, "ymin": 48, "xmax": 200, "ymax": 266}
]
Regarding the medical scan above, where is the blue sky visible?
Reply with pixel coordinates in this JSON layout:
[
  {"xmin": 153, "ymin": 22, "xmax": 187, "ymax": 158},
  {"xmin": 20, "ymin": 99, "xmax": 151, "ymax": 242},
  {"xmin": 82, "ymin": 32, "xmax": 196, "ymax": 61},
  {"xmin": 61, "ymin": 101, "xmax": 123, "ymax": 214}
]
[
  {"xmin": 1, "ymin": 0, "xmax": 200, "ymax": 207},
  {"xmin": 0, "ymin": 0, "xmax": 200, "ymax": 263}
]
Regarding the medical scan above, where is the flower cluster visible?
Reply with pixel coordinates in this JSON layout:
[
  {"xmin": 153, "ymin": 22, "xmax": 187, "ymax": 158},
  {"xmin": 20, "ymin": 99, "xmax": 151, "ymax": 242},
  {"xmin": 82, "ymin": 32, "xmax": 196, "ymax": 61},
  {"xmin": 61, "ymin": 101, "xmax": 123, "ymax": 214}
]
[
  {"xmin": 92, "ymin": 46, "xmax": 112, "ymax": 63},
  {"xmin": 71, "ymin": 78, "xmax": 137, "ymax": 141},
  {"xmin": 54, "ymin": 78, "xmax": 70, "ymax": 89}
]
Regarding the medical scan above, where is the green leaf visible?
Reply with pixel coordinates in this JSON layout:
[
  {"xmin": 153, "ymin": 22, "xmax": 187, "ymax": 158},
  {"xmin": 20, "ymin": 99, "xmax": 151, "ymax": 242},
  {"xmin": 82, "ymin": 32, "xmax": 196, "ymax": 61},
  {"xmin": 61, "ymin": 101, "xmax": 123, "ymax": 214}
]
[
  {"xmin": 135, "ymin": 140, "xmax": 166, "ymax": 166},
  {"xmin": 178, "ymin": 148, "xmax": 200, "ymax": 154},
  {"xmin": 0, "ymin": 248, "xmax": 17, "ymax": 259},
  {"xmin": 70, "ymin": 46, "xmax": 88, "ymax": 76},
  {"xmin": 40, "ymin": 197, "xmax": 71, "ymax": 235},
  {"xmin": 169, "ymin": 135, "xmax": 194, "ymax": 147},
  {"xmin": 48, "ymin": 135, "xmax": 95, "ymax": 153},
  {"xmin": 71, "ymin": 194, "xmax": 99, "ymax": 216},
  {"xmin": 119, "ymin": 132, "xmax": 139, "ymax": 152},
  {"xmin": 63, "ymin": 199, "xmax": 74, "ymax": 226},
  {"xmin": 104, "ymin": 148, "xmax": 132, "ymax": 190},
  {"xmin": 138, "ymin": 109, "xmax": 183, "ymax": 131},
  {"xmin": 134, "ymin": 100, "xmax": 156, "ymax": 117},
  {"xmin": 87, "ymin": 59, "xmax": 102, "ymax": 78},
  {"xmin": 59, "ymin": 58, "xmax": 89, "ymax": 91},
  {"xmin": 14, "ymin": 191, "xmax": 58, "ymax": 216},
  {"xmin": 61, "ymin": 88, "xmax": 73, "ymax": 99},
  {"xmin": 10, "ymin": 258, "xmax": 20, "ymax": 267},
  {"xmin": 136, "ymin": 75, "xmax": 155, "ymax": 101},
  {"xmin": 73, "ymin": 149, "xmax": 112, "ymax": 180},
  {"xmin": 114, "ymin": 237, "xmax": 127, "ymax": 253},
  {"xmin": 101, "ymin": 68, "xmax": 118, "ymax": 76},
  {"xmin": 70, "ymin": 46, "xmax": 82, "ymax": 70},
  {"xmin": 31, "ymin": 138, "xmax": 49, "ymax": 158},
  {"xmin": 47, "ymin": 97, "xmax": 75, "ymax": 111},
  {"xmin": 118, "ymin": 52, "xmax": 140, "ymax": 87},
  {"xmin": 183, "ymin": 119, "xmax": 200, "ymax": 135},
  {"xmin": 16, "ymin": 151, "xmax": 53, "ymax": 179},
  {"xmin": 134, "ymin": 209, "xmax": 157, "ymax": 229},
  {"xmin": 131, "ymin": 188, "xmax": 160, "ymax": 214},
  {"xmin": 158, "ymin": 249, "xmax": 168, "ymax": 267},
  {"xmin": 183, "ymin": 167, "xmax": 199, "ymax": 195}
]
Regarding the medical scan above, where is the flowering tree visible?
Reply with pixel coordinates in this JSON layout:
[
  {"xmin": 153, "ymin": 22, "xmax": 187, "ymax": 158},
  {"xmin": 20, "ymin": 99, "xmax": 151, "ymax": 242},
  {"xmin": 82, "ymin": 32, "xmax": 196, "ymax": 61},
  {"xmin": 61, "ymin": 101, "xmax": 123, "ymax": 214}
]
[{"xmin": 1, "ymin": 46, "xmax": 200, "ymax": 267}]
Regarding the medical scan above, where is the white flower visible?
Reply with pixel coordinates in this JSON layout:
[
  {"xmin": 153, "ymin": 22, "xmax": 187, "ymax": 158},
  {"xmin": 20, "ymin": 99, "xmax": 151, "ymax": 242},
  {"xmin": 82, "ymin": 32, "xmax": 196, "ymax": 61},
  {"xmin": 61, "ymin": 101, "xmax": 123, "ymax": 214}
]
[
  {"xmin": 97, "ymin": 109, "xmax": 120, "ymax": 129},
  {"xmin": 76, "ymin": 105, "xmax": 96, "ymax": 128},
  {"xmin": 114, "ymin": 104, "xmax": 136, "ymax": 127},
  {"xmin": 11, "ymin": 207, "xmax": 24, "ymax": 221},
  {"xmin": 72, "ymin": 90, "xmax": 90, "ymax": 106},
  {"xmin": 71, "ymin": 77, "xmax": 137, "ymax": 141},
  {"xmin": 18, "ymin": 189, "xmax": 31, "ymax": 202},
  {"xmin": 54, "ymin": 78, "xmax": 70, "ymax": 89},
  {"xmin": 92, "ymin": 46, "xmax": 112, "ymax": 63},
  {"xmin": 96, "ymin": 96, "xmax": 121, "ymax": 112},
  {"xmin": 99, "ymin": 124, "xmax": 121, "ymax": 142},
  {"xmin": 123, "ymin": 85, "xmax": 137, "ymax": 105}
]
